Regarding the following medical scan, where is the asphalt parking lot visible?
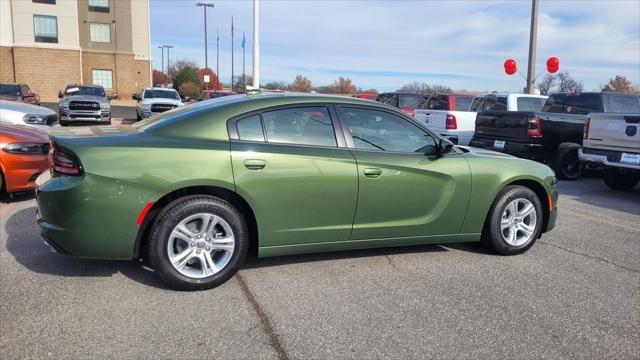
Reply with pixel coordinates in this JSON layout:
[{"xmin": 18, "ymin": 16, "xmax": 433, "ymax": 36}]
[{"xmin": 1, "ymin": 177, "xmax": 638, "ymax": 359}]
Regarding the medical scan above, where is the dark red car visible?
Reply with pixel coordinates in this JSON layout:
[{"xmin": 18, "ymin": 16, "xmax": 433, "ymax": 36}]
[{"xmin": 0, "ymin": 83, "xmax": 40, "ymax": 106}]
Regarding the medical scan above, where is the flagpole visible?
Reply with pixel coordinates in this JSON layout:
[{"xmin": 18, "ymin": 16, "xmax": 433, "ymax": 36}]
[
  {"xmin": 231, "ymin": 15, "xmax": 234, "ymax": 92},
  {"xmin": 216, "ymin": 27, "xmax": 220, "ymax": 90},
  {"xmin": 252, "ymin": 0, "xmax": 259, "ymax": 88},
  {"xmin": 242, "ymin": 31, "xmax": 246, "ymax": 92}
]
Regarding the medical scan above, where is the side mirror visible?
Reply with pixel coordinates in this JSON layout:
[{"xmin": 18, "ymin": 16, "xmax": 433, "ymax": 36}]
[
  {"xmin": 58, "ymin": 91, "xmax": 63, "ymax": 99},
  {"xmin": 437, "ymin": 138, "xmax": 455, "ymax": 155},
  {"xmin": 132, "ymin": 94, "xmax": 140, "ymax": 101},
  {"xmin": 108, "ymin": 93, "xmax": 119, "ymax": 100},
  {"xmin": 184, "ymin": 96, "xmax": 191, "ymax": 102}
]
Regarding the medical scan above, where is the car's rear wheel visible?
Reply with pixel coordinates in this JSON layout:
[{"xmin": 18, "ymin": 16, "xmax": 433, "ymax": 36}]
[
  {"xmin": 552, "ymin": 143, "xmax": 582, "ymax": 180},
  {"xmin": 603, "ymin": 167, "xmax": 640, "ymax": 191},
  {"xmin": 483, "ymin": 185, "xmax": 543, "ymax": 255},
  {"xmin": 148, "ymin": 195, "xmax": 249, "ymax": 291}
]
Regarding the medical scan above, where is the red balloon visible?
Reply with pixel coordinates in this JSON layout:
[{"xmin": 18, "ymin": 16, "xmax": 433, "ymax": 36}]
[
  {"xmin": 504, "ymin": 59, "xmax": 517, "ymax": 75},
  {"xmin": 546, "ymin": 57, "xmax": 560, "ymax": 73}
]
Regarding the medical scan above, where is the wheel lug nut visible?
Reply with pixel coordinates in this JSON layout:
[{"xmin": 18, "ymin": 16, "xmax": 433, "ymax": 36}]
[
  {"xmin": 196, "ymin": 250, "xmax": 201, "ymax": 254},
  {"xmin": 206, "ymin": 247, "xmax": 210, "ymax": 251},
  {"xmin": 191, "ymin": 242, "xmax": 195, "ymax": 247}
]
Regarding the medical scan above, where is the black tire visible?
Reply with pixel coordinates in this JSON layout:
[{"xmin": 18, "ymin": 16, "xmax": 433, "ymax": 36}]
[
  {"xmin": 552, "ymin": 143, "xmax": 583, "ymax": 180},
  {"xmin": 136, "ymin": 111, "xmax": 142, "ymax": 121},
  {"xmin": 603, "ymin": 167, "xmax": 640, "ymax": 191},
  {"xmin": 482, "ymin": 185, "xmax": 543, "ymax": 255},
  {"xmin": 148, "ymin": 195, "xmax": 249, "ymax": 291}
]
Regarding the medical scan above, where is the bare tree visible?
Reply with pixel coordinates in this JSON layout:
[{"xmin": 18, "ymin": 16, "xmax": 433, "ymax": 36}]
[
  {"xmin": 397, "ymin": 82, "xmax": 451, "ymax": 94},
  {"xmin": 557, "ymin": 72, "xmax": 584, "ymax": 92},
  {"xmin": 291, "ymin": 75, "xmax": 313, "ymax": 92},
  {"xmin": 602, "ymin": 75, "xmax": 635, "ymax": 93},
  {"xmin": 264, "ymin": 81, "xmax": 288, "ymax": 90},
  {"xmin": 537, "ymin": 74, "xmax": 556, "ymax": 95},
  {"xmin": 233, "ymin": 74, "xmax": 253, "ymax": 93}
]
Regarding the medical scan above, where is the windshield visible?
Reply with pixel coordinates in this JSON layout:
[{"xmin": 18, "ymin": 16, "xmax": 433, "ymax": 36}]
[
  {"xmin": 144, "ymin": 89, "xmax": 180, "ymax": 100},
  {"xmin": 64, "ymin": 86, "xmax": 105, "ymax": 97},
  {"xmin": 0, "ymin": 84, "xmax": 21, "ymax": 97}
]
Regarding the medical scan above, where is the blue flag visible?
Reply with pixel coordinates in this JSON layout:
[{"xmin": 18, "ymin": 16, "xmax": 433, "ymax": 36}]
[{"xmin": 242, "ymin": 32, "xmax": 246, "ymax": 48}]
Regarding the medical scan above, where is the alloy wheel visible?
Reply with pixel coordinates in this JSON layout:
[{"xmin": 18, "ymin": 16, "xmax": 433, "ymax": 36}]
[
  {"xmin": 167, "ymin": 213, "xmax": 235, "ymax": 279},
  {"xmin": 500, "ymin": 198, "xmax": 537, "ymax": 247}
]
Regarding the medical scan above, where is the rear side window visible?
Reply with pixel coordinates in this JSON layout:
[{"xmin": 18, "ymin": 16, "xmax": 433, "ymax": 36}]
[
  {"xmin": 262, "ymin": 107, "xmax": 337, "ymax": 147},
  {"xmin": 398, "ymin": 94, "xmax": 422, "ymax": 109},
  {"xmin": 237, "ymin": 115, "xmax": 264, "ymax": 142},
  {"xmin": 609, "ymin": 95, "xmax": 640, "ymax": 113},
  {"xmin": 484, "ymin": 96, "xmax": 507, "ymax": 111},
  {"xmin": 428, "ymin": 95, "xmax": 449, "ymax": 110},
  {"xmin": 376, "ymin": 93, "xmax": 398, "ymax": 107},
  {"xmin": 517, "ymin": 97, "xmax": 545, "ymax": 112},
  {"xmin": 469, "ymin": 96, "xmax": 485, "ymax": 112},
  {"xmin": 453, "ymin": 96, "xmax": 474, "ymax": 111},
  {"xmin": 562, "ymin": 94, "xmax": 602, "ymax": 115}
]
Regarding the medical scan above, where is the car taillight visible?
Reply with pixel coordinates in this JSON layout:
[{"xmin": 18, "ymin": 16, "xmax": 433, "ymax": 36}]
[
  {"xmin": 401, "ymin": 108, "xmax": 415, "ymax": 117},
  {"xmin": 583, "ymin": 116, "xmax": 590, "ymax": 140},
  {"xmin": 51, "ymin": 146, "xmax": 82, "ymax": 176},
  {"xmin": 527, "ymin": 116, "xmax": 542, "ymax": 137},
  {"xmin": 446, "ymin": 114, "xmax": 457, "ymax": 130}
]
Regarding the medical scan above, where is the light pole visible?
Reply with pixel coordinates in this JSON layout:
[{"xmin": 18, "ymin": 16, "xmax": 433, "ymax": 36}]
[
  {"xmin": 157, "ymin": 45, "xmax": 165, "ymax": 85},
  {"xmin": 525, "ymin": 0, "xmax": 539, "ymax": 94},
  {"xmin": 196, "ymin": 2, "xmax": 214, "ymax": 90},
  {"xmin": 165, "ymin": 45, "xmax": 173, "ymax": 86},
  {"xmin": 252, "ymin": 0, "xmax": 260, "ymax": 88}
]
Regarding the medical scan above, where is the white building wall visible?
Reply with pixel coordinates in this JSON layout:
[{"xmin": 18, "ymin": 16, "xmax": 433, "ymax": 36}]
[
  {"xmin": 10, "ymin": 0, "xmax": 80, "ymax": 49},
  {"xmin": 130, "ymin": 0, "xmax": 150, "ymax": 60},
  {"xmin": 0, "ymin": 0, "xmax": 15, "ymax": 46}
]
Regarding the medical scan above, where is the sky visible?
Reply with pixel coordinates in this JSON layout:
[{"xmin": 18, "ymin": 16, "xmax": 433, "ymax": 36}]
[{"xmin": 150, "ymin": 0, "xmax": 640, "ymax": 92}]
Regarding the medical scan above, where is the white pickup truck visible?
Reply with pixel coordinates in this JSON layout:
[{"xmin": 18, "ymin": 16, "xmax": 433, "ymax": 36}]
[
  {"xmin": 579, "ymin": 109, "xmax": 640, "ymax": 191},
  {"xmin": 414, "ymin": 93, "xmax": 547, "ymax": 145}
]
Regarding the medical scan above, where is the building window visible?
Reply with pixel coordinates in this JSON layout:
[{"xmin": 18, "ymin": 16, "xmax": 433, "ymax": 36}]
[
  {"xmin": 92, "ymin": 70, "xmax": 113, "ymax": 89},
  {"xmin": 33, "ymin": 15, "xmax": 58, "ymax": 43},
  {"xmin": 88, "ymin": 0, "xmax": 109, "ymax": 13},
  {"xmin": 32, "ymin": 0, "xmax": 56, "ymax": 4},
  {"xmin": 90, "ymin": 23, "xmax": 111, "ymax": 43}
]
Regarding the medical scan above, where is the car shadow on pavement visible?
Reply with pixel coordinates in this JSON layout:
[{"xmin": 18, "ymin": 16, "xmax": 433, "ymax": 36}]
[
  {"xmin": 558, "ymin": 177, "xmax": 640, "ymax": 215},
  {"xmin": 5, "ymin": 207, "xmax": 168, "ymax": 289},
  {"xmin": 243, "ymin": 241, "xmax": 494, "ymax": 269},
  {"xmin": 0, "ymin": 191, "xmax": 36, "ymax": 204}
]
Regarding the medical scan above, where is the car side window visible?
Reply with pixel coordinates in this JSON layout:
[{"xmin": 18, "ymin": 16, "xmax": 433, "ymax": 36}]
[
  {"xmin": 609, "ymin": 95, "xmax": 640, "ymax": 113},
  {"xmin": 339, "ymin": 107, "xmax": 438, "ymax": 154},
  {"xmin": 237, "ymin": 114, "xmax": 264, "ymax": 142},
  {"xmin": 261, "ymin": 107, "xmax": 337, "ymax": 147}
]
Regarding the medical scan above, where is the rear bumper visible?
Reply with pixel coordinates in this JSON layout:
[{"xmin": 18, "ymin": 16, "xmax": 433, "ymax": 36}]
[
  {"xmin": 438, "ymin": 131, "xmax": 474, "ymax": 146},
  {"xmin": 35, "ymin": 171, "xmax": 162, "ymax": 259},
  {"xmin": 469, "ymin": 137, "xmax": 553, "ymax": 161},
  {"xmin": 579, "ymin": 148, "xmax": 640, "ymax": 170}
]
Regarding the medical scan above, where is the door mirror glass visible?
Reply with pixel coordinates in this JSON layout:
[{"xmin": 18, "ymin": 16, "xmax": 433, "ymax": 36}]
[{"xmin": 437, "ymin": 138, "xmax": 455, "ymax": 155}]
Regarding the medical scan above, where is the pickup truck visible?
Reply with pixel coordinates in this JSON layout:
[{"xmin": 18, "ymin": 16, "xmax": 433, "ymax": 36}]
[
  {"xmin": 469, "ymin": 92, "xmax": 640, "ymax": 180},
  {"xmin": 414, "ymin": 93, "xmax": 546, "ymax": 146},
  {"xmin": 579, "ymin": 111, "xmax": 640, "ymax": 190}
]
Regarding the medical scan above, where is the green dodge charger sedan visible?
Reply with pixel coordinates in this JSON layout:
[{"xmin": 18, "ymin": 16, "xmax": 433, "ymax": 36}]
[{"xmin": 36, "ymin": 93, "xmax": 558, "ymax": 290}]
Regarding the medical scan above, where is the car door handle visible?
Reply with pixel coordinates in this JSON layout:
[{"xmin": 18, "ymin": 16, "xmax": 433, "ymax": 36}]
[
  {"xmin": 363, "ymin": 168, "xmax": 382, "ymax": 178},
  {"xmin": 244, "ymin": 159, "xmax": 266, "ymax": 170}
]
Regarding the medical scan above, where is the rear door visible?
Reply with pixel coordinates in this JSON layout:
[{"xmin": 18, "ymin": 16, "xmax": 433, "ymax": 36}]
[
  {"xmin": 228, "ymin": 105, "xmax": 358, "ymax": 248},
  {"xmin": 336, "ymin": 105, "xmax": 471, "ymax": 240}
]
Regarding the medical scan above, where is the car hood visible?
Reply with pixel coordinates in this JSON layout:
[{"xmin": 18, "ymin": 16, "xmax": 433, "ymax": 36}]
[
  {"xmin": 0, "ymin": 94, "xmax": 20, "ymax": 101},
  {"xmin": 458, "ymin": 145, "xmax": 516, "ymax": 159},
  {"xmin": 140, "ymin": 98, "xmax": 184, "ymax": 106},
  {"xmin": 0, "ymin": 121, "xmax": 49, "ymax": 142},
  {"xmin": 60, "ymin": 95, "xmax": 108, "ymax": 103},
  {"xmin": 0, "ymin": 99, "xmax": 55, "ymax": 115}
]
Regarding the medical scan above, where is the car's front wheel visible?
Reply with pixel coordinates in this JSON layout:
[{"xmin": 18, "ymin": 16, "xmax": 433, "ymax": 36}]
[
  {"xmin": 483, "ymin": 185, "xmax": 543, "ymax": 255},
  {"xmin": 148, "ymin": 195, "xmax": 249, "ymax": 291}
]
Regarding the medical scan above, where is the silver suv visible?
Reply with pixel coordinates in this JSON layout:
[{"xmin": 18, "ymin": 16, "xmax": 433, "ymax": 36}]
[
  {"xmin": 58, "ymin": 85, "xmax": 113, "ymax": 126},
  {"xmin": 133, "ymin": 88, "xmax": 184, "ymax": 120}
]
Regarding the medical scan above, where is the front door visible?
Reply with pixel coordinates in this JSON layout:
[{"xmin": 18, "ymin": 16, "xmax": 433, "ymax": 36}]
[
  {"xmin": 229, "ymin": 105, "xmax": 358, "ymax": 248},
  {"xmin": 336, "ymin": 106, "xmax": 472, "ymax": 240}
]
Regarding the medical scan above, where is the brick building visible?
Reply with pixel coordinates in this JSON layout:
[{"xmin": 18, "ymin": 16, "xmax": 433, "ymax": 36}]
[{"xmin": 0, "ymin": 0, "xmax": 151, "ymax": 101}]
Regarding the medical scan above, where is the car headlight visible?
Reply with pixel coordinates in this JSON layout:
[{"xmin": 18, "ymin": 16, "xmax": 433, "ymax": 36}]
[
  {"xmin": 1, "ymin": 142, "xmax": 47, "ymax": 154},
  {"xmin": 23, "ymin": 114, "xmax": 47, "ymax": 124},
  {"xmin": 100, "ymin": 103, "xmax": 110, "ymax": 110},
  {"xmin": 59, "ymin": 102, "xmax": 69, "ymax": 109},
  {"xmin": 141, "ymin": 103, "xmax": 151, "ymax": 110}
]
